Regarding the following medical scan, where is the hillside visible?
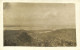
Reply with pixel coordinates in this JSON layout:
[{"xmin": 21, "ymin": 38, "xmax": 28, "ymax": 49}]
[{"xmin": 4, "ymin": 28, "xmax": 76, "ymax": 46}]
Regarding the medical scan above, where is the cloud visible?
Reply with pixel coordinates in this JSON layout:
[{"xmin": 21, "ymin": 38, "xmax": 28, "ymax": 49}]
[{"xmin": 3, "ymin": 3, "xmax": 75, "ymax": 28}]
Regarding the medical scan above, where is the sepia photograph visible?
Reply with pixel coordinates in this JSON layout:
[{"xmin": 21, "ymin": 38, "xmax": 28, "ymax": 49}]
[{"xmin": 3, "ymin": 3, "xmax": 76, "ymax": 47}]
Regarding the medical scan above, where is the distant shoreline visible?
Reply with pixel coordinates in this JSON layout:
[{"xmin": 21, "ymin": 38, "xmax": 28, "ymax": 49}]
[{"xmin": 4, "ymin": 27, "xmax": 76, "ymax": 31}]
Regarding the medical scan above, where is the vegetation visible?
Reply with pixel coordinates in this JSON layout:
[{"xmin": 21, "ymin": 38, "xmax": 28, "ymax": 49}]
[{"xmin": 4, "ymin": 29, "xmax": 76, "ymax": 46}]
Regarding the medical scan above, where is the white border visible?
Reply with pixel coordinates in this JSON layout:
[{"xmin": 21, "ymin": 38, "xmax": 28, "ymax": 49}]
[
  {"xmin": 0, "ymin": 0, "xmax": 80, "ymax": 50},
  {"xmin": 3, "ymin": 0, "xmax": 76, "ymax": 3}
]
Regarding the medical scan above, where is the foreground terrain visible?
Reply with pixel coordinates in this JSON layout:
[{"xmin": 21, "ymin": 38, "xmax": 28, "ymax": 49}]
[{"xmin": 4, "ymin": 28, "xmax": 76, "ymax": 46}]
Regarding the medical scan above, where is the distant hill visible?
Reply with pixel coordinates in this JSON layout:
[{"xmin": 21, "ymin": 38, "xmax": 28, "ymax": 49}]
[
  {"xmin": 28, "ymin": 28, "xmax": 76, "ymax": 42},
  {"xmin": 46, "ymin": 29, "xmax": 76, "ymax": 41}
]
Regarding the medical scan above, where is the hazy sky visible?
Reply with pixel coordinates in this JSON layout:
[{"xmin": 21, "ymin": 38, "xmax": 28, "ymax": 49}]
[{"xmin": 3, "ymin": 3, "xmax": 75, "ymax": 28}]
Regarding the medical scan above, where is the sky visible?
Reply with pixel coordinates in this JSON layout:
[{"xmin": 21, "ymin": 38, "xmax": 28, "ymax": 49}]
[{"xmin": 3, "ymin": 3, "xmax": 76, "ymax": 28}]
